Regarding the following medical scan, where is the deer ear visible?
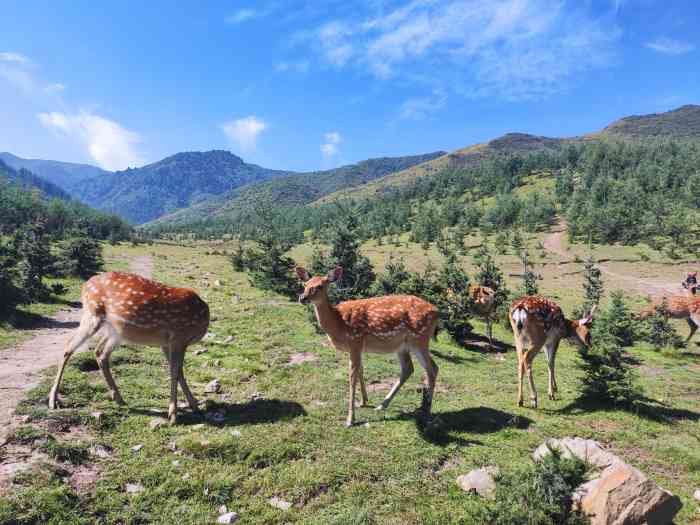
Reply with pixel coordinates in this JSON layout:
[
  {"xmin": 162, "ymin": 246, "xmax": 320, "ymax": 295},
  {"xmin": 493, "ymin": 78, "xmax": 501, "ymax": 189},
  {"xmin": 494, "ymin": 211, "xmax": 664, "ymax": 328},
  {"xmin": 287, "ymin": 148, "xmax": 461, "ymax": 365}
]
[
  {"xmin": 579, "ymin": 304, "xmax": 596, "ymax": 325},
  {"xmin": 295, "ymin": 266, "xmax": 310, "ymax": 282},
  {"xmin": 327, "ymin": 266, "xmax": 343, "ymax": 283}
]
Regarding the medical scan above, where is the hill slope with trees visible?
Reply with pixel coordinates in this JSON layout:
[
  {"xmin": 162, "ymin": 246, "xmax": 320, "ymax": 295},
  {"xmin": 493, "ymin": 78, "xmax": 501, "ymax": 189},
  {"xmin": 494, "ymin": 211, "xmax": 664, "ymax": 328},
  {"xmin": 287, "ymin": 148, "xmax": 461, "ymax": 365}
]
[{"xmin": 0, "ymin": 152, "xmax": 110, "ymax": 191}]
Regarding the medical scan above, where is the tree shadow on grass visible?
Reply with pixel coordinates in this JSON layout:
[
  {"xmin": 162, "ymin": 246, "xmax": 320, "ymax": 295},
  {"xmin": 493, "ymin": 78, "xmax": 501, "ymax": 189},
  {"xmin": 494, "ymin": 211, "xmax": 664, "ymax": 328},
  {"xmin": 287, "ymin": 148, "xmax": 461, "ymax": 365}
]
[
  {"xmin": 461, "ymin": 333, "xmax": 514, "ymax": 354},
  {"xmin": 130, "ymin": 398, "xmax": 307, "ymax": 427},
  {"xmin": 1, "ymin": 308, "xmax": 80, "ymax": 332},
  {"xmin": 558, "ymin": 395, "xmax": 700, "ymax": 425},
  {"xmin": 431, "ymin": 348, "xmax": 477, "ymax": 365},
  {"xmin": 391, "ymin": 405, "xmax": 532, "ymax": 446}
]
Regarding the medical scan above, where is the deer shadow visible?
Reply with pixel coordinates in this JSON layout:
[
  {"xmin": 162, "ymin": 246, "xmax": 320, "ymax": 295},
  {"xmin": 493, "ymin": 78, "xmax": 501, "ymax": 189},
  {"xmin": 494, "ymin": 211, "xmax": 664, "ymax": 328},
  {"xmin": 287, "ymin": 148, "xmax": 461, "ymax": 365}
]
[
  {"xmin": 130, "ymin": 398, "xmax": 307, "ymax": 427},
  {"xmin": 391, "ymin": 405, "xmax": 532, "ymax": 446},
  {"xmin": 558, "ymin": 395, "xmax": 700, "ymax": 425},
  {"xmin": 461, "ymin": 333, "xmax": 514, "ymax": 354}
]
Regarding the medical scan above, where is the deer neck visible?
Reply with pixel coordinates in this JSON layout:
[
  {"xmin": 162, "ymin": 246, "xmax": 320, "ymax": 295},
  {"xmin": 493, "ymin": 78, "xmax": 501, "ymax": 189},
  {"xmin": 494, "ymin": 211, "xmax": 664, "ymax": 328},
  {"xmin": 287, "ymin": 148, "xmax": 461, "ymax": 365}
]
[
  {"xmin": 313, "ymin": 293, "xmax": 347, "ymax": 341},
  {"xmin": 564, "ymin": 318, "xmax": 578, "ymax": 339}
]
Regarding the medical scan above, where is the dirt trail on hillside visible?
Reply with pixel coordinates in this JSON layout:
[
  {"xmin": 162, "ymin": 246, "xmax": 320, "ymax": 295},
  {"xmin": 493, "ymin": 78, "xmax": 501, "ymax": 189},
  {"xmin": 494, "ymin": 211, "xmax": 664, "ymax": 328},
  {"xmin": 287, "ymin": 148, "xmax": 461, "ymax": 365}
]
[
  {"xmin": 543, "ymin": 220, "xmax": 685, "ymax": 298},
  {"xmin": 0, "ymin": 256, "xmax": 153, "ymax": 443}
]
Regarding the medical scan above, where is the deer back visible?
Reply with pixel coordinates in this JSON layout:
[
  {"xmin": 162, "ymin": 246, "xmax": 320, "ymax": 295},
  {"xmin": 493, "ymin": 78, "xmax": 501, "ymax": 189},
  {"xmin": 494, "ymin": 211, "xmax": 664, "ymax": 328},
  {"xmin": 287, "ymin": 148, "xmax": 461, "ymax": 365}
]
[
  {"xmin": 83, "ymin": 272, "xmax": 209, "ymax": 334},
  {"xmin": 335, "ymin": 295, "xmax": 438, "ymax": 340}
]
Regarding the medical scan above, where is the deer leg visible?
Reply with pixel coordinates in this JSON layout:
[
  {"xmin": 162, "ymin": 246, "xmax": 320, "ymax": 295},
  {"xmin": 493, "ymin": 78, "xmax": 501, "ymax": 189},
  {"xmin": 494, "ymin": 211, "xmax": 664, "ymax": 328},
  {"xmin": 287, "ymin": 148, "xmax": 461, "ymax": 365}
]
[
  {"xmin": 413, "ymin": 346, "xmax": 438, "ymax": 419},
  {"xmin": 168, "ymin": 345, "xmax": 180, "ymax": 425},
  {"xmin": 358, "ymin": 362, "xmax": 369, "ymax": 407},
  {"xmin": 487, "ymin": 320, "xmax": 493, "ymax": 347},
  {"xmin": 526, "ymin": 354, "xmax": 538, "ymax": 408},
  {"xmin": 176, "ymin": 347, "xmax": 199, "ymax": 411},
  {"xmin": 49, "ymin": 311, "xmax": 102, "ymax": 409},
  {"xmin": 514, "ymin": 338, "xmax": 525, "ymax": 407},
  {"xmin": 685, "ymin": 317, "xmax": 698, "ymax": 344},
  {"xmin": 376, "ymin": 349, "xmax": 413, "ymax": 411},
  {"xmin": 544, "ymin": 341, "xmax": 559, "ymax": 400},
  {"xmin": 346, "ymin": 350, "xmax": 362, "ymax": 427},
  {"xmin": 96, "ymin": 334, "xmax": 125, "ymax": 406}
]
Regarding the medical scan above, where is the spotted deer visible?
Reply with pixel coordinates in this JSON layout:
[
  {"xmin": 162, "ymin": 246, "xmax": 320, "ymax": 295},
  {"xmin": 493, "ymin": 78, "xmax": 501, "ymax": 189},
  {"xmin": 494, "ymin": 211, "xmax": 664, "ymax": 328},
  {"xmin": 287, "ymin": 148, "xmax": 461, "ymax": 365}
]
[
  {"xmin": 447, "ymin": 284, "xmax": 497, "ymax": 345},
  {"xmin": 509, "ymin": 296, "xmax": 595, "ymax": 408},
  {"xmin": 296, "ymin": 266, "xmax": 439, "ymax": 427},
  {"xmin": 638, "ymin": 278, "xmax": 700, "ymax": 344},
  {"xmin": 48, "ymin": 272, "xmax": 210, "ymax": 424}
]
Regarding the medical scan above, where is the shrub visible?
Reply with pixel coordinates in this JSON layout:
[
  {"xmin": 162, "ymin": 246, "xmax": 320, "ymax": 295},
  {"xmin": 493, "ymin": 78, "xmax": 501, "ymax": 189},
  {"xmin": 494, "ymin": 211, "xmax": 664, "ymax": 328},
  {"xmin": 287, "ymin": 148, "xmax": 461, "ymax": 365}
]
[
  {"xmin": 0, "ymin": 238, "xmax": 24, "ymax": 311},
  {"xmin": 472, "ymin": 451, "xmax": 590, "ymax": 525},
  {"xmin": 598, "ymin": 291, "xmax": 635, "ymax": 347},
  {"xmin": 55, "ymin": 230, "xmax": 104, "ymax": 279},
  {"xmin": 640, "ymin": 299, "xmax": 684, "ymax": 349}
]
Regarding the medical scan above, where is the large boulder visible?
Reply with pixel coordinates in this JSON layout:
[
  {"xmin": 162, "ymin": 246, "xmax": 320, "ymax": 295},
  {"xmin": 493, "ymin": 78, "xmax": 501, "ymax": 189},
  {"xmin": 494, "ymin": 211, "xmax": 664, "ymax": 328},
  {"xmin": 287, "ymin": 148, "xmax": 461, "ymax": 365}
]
[
  {"xmin": 456, "ymin": 466, "xmax": 499, "ymax": 500},
  {"xmin": 535, "ymin": 438, "xmax": 682, "ymax": 525}
]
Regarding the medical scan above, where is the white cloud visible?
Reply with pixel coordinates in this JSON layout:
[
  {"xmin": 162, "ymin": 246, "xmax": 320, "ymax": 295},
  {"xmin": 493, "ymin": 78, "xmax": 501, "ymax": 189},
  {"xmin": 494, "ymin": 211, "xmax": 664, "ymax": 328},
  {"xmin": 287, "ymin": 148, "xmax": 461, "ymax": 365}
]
[
  {"xmin": 37, "ymin": 111, "xmax": 143, "ymax": 170},
  {"xmin": 321, "ymin": 131, "xmax": 342, "ymax": 158},
  {"xmin": 399, "ymin": 89, "xmax": 447, "ymax": 120},
  {"xmin": 295, "ymin": 0, "xmax": 620, "ymax": 100},
  {"xmin": 226, "ymin": 9, "xmax": 257, "ymax": 24},
  {"xmin": 221, "ymin": 116, "xmax": 267, "ymax": 152},
  {"xmin": 0, "ymin": 52, "xmax": 29, "ymax": 64},
  {"xmin": 274, "ymin": 60, "xmax": 310, "ymax": 73},
  {"xmin": 44, "ymin": 82, "xmax": 66, "ymax": 93},
  {"xmin": 645, "ymin": 38, "xmax": 695, "ymax": 56}
]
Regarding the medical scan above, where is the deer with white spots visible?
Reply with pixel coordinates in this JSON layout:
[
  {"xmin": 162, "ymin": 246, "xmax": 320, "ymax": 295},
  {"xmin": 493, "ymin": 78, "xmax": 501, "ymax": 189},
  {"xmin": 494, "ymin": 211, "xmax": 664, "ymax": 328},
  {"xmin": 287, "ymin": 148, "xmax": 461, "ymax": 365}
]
[
  {"xmin": 296, "ymin": 266, "xmax": 439, "ymax": 427},
  {"xmin": 48, "ymin": 271, "xmax": 210, "ymax": 424},
  {"xmin": 509, "ymin": 296, "xmax": 595, "ymax": 408}
]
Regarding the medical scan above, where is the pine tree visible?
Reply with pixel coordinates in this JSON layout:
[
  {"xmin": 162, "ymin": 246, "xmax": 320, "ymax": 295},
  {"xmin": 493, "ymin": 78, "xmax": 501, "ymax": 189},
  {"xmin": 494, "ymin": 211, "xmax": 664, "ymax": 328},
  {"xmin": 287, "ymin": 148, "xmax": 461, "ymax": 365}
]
[
  {"xmin": 581, "ymin": 254, "xmax": 603, "ymax": 313},
  {"xmin": 519, "ymin": 249, "xmax": 541, "ymax": 296},
  {"xmin": 56, "ymin": 230, "xmax": 104, "ymax": 279},
  {"xmin": 12, "ymin": 221, "xmax": 54, "ymax": 302},
  {"xmin": 0, "ymin": 238, "xmax": 24, "ymax": 311}
]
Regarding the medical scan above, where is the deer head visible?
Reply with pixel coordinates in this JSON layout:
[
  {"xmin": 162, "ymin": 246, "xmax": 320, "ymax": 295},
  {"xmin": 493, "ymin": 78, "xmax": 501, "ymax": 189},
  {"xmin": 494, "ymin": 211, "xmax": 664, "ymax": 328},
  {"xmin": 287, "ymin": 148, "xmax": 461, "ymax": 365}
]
[
  {"xmin": 567, "ymin": 305, "xmax": 596, "ymax": 348},
  {"xmin": 296, "ymin": 266, "xmax": 343, "ymax": 304},
  {"xmin": 682, "ymin": 272, "xmax": 697, "ymax": 291}
]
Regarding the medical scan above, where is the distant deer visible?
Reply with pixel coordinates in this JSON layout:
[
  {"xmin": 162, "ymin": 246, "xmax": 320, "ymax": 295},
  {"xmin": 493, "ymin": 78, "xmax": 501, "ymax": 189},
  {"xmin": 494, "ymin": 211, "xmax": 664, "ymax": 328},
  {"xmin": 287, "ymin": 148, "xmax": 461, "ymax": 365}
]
[
  {"xmin": 447, "ymin": 284, "xmax": 497, "ymax": 346},
  {"xmin": 296, "ymin": 266, "xmax": 439, "ymax": 427},
  {"xmin": 638, "ymin": 276, "xmax": 700, "ymax": 344},
  {"xmin": 510, "ymin": 296, "xmax": 595, "ymax": 408},
  {"xmin": 49, "ymin": 272, "xmax": 209, "ymax": 424}
]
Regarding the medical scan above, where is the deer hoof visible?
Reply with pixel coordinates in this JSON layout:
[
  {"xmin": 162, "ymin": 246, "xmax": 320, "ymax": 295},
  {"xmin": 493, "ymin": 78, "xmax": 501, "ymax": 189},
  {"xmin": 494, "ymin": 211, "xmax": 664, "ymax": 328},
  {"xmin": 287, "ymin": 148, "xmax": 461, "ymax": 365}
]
[
  {"xmin": 374, "ymin": 403, "xmax": 387, "ymax": 411},
  {"xmin": 530, "ymin": 399, "xmax": 538, "ymax": 409},
  {"xmin": 48, "ymin": 395, "xmax": 59, "ymax": 410},
  {"xmin": 345, "ymin": 419, "xmax": 354, "ymax": 428},
  {"xmin": 517, "ymin": 399, "xmax": 524, "ymax": 407},
  {"xmin": 548, "ymin": 393, "xmax": 556, "ymax": 401}
]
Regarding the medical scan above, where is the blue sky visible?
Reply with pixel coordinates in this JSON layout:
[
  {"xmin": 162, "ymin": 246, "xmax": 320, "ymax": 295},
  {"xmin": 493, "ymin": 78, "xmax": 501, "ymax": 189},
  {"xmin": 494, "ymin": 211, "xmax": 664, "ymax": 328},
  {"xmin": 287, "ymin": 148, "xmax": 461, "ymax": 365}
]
[{"xmin": 1, "ymin": 0, "xmax": 698, "ymax": 172}]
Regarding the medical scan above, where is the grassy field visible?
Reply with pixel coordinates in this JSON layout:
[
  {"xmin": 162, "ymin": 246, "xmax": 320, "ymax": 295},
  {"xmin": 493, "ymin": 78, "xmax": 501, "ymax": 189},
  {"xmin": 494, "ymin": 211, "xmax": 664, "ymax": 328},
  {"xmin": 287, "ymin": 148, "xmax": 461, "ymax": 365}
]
[{"xmin": 1, "ymin": 240, "xmax": 699, "ymax": 524}]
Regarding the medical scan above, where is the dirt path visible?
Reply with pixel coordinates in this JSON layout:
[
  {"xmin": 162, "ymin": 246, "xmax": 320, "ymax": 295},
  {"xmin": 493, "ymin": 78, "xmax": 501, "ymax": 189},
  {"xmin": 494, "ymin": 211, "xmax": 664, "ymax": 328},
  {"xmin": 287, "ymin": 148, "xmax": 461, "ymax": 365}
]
[
  {"xmin": 543, "ymin": 220, "xmax": 683, "ymax": 298},
  {"xmin": 0, "ymin": 256, "xmax": 153, "ymax": 442}
]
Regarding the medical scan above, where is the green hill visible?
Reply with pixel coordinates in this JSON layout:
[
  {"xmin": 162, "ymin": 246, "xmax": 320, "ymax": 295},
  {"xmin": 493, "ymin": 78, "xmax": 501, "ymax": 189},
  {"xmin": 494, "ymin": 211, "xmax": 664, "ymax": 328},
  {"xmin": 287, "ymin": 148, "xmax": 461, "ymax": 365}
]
[
  {"xmin": 0, "ymin": 152, "xmax": 109, "ymax": 191},
  {"xmin": 0, "ymin": 159, "xmax": 71, "ymax": 200}
]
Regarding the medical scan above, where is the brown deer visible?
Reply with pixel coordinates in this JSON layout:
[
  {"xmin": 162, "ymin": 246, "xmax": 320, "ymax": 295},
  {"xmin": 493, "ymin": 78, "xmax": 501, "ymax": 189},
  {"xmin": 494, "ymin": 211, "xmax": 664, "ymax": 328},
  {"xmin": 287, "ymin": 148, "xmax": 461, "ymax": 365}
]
[
  {"xmin": 447, "ymin": 284, "xmax": 497, "ymax": 346},
  {"xmin": 296, "ymin": 266, "xmax": 439, "ymax": 427},
  {"xmin": 509, "ymin": 296, "xmax": 595, "ymax": 408},
  {"xmin": 48, "ymin": 272, "xmax": 209, "ymax": 424},
  {"xmin": 638, "ymin": 279, "xmax": 700, "ymax": 344}
]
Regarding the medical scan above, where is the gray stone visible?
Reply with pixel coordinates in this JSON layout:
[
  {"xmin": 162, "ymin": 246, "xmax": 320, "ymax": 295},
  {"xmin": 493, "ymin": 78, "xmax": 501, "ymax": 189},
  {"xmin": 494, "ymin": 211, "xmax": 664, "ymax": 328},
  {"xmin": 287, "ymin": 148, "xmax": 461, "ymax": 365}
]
[
  {"xmin": 126, "ymin": 482, "xmax": 144, "ymax": 495},
  {"xmin": 149, "ymin": 418, "xmax": 167, "ymax": 429},
  {"xmin": 90, "ymin": 444, "xmax": 112, "ymax": 459},
  {"xmin": 205, "ymin": 379, "xmax": 221, "ymax": 393},
  {"xmin": 268, "ymin": 496, "xmax": 292, "ymax": 510},
  {"xmin": 456, "ymin": 466, "xmax": 499, "ymax": 499},
  {"xmin": 217, "ymin": 511, "xmax": 239, "ymax": 523},
  {"xmin": 131, "ymin": 444, "xmax": 143, "ymax": 453},
  {"xmin": 694, "ymin": 489, "xmax": 700, "ymax": 502},
  {"xmin": 533, "ymin": 437, "xmax": 621, "ymax": 470}
]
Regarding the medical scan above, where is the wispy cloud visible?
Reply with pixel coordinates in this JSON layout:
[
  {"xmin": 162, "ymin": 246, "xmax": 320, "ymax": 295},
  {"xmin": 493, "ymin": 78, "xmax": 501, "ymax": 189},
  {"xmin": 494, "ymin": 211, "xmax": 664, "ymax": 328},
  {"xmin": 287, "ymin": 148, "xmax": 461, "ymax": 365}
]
[
  {"xmin": 222, "ymin": 116, "xmax": 267, "ymax": 152},
  {"xmin": 226, "ymin": 9, "xmax": 257, "ymax": 24},
  {"xmin": 0, "ymin": 51, "xmax": 30, "ymax": 64},
  {"xmin": 293, "ymin": 0, "xmax": 620, "ymax": 100},
  {"xmin": 321, "ymin": 131, "xmax": 342, "ymax": 159},
  {"xmin": 645, "ymin": 37, "xmax": 695, "ymax": 55},
  {"xmin": 274, "ymin": 60, "xmax": 310, "ymax": 73},
  {"xmin": 399, "ymin": 89, "xmax": 447, "ymax": 120},
  {"xmin": 44, "ymin": 82, "xmax": 66, "ymax": 93},
  {"xmin": 38, "ymin": 111, "xmax": 144, "ymax": 170}
]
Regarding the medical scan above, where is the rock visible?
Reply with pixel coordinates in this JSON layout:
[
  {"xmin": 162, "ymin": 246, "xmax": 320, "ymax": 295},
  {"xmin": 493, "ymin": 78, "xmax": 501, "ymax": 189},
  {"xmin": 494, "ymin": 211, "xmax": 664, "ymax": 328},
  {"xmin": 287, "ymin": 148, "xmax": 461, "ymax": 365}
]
[
  {"xmin": 268, "ymin": 496, "xmax": 292, "ymax": 510},
  {"xmin": 131, "ymin": 444, "xmax": 144, "ymax": 453},
  {"xmin": 535, "ymin": 438, "xmax": 682, "ymax": 525},
  {"xmin": 222, "ymin": 335, "xmax": 234, "ymax": 344},
  {"xmin": 90, "ymin": 444, "xmax": 112, "ymax": 459},
  {"xmin": 194, "ymin": 347, "xmax": 208, "ymax": 355},
  {"xmin": 533, "ymin": 437, "xmax": 621, "ymax": 470},
  {"xmin": 126, "ymin": 482, "xmax": 144, "ymax": 495},
  {"xmin": 149, "ymin": 418, "xmax": 168, "ymax": 429},
  {"xmin": 218, "ymin": 505, "xmax": 228, "ymax": 514},
  {"xmin": 205, "ymin": 379, "xmax": 221, "ymax": 394},
  {"xmin": 456, "ymin": 466, "xmax": 499, "ymax": 499},
  {"xmin": 217, "ymin": 511, "xmax": 239, "ymax": 523},
  {"xmin": 230, "ymin": 430, "xmax": 242, "ymax": 438},
  {"xmin": 90, "ymin": 411, "xmax": 103, "ymax": 423},
  {"xmin": 578, "ymin": 463, "xmax": 682, "ymax": 525},
  {"xmin": 695, "ymin": 489, "xmax": 700, "ymax": 502},
  {"xmin": 214, "ymin": 280, "xmax": 223, "ymax": 287}
]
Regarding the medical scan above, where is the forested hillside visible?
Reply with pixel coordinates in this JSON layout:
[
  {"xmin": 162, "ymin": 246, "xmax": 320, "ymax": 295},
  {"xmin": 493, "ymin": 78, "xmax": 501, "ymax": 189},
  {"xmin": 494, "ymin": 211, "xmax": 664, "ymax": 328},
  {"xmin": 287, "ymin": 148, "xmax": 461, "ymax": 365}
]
[
  {"xmin": 0, "ymin": 152, "xmax": 110, "ymax": 191},
  {"xmin": 0, "ymin": 159, "xmax": 71, "ymax": 200},
  {"xmin": 70, "ymin": 150, "xmax": 294, "ymax": 224},
  {"xmin": 147, "ymin": 152, "xmax": 445, "ymax": 228}
]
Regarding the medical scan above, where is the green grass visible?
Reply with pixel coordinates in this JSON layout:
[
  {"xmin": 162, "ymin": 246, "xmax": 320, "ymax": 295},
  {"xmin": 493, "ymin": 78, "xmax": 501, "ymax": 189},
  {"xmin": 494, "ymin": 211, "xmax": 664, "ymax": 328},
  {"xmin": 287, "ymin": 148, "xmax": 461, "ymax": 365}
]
[{"xmin": 1, "ymin": 242, "xmax": 698, "ymax": 524}]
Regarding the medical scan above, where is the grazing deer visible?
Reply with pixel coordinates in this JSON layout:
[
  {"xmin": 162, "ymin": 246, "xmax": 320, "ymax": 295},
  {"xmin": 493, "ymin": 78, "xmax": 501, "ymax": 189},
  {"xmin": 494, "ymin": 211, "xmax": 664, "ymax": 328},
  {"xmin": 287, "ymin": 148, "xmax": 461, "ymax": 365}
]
[
  {"xmin": 682, "ymin": 272, "xmax": 698, "ymax": 294},
  {"xmin": 638, "ymin": 288, "xmax": 700, "ymax": 344},
  {"xmin": 296, "ymin": 266, "xmax": 439, "ymax": 427},
  {"xmin": 48, "ymin": 272, "xmax": 210, "ymax": 424},
  {"xmin": 509, "ymin": 296, "xmax": 595, "ymax": 408}
]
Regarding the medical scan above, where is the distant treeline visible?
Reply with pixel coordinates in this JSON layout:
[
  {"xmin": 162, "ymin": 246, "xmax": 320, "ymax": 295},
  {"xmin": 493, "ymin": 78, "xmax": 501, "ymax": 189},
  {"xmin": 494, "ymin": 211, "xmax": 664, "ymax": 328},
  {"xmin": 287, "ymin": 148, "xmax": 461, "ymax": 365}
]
[{"xmin": 147, "ymin": 138, "xmax": 700, "ymax": 250}]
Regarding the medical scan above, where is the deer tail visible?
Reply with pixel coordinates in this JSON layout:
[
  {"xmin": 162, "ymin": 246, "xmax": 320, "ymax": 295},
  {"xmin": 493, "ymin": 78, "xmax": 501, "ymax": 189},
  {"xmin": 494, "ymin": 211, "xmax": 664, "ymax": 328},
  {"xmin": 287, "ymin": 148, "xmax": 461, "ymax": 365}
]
[{"xmin": 512, "ymin": 308, "xmax": 527, "ymax": 332}]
